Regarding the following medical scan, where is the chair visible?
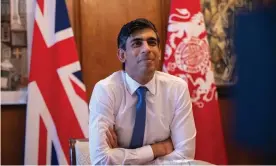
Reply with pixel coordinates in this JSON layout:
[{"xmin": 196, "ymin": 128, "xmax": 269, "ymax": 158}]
[{"xmin": 69, "ymin": 138, "xmax": 91, "ymax": 165}]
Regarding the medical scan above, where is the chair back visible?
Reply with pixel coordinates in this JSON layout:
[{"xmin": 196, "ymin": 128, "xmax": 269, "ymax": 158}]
[{"xmin": 69, "ymin": 138, "xmax": 91, "ymax": 165}]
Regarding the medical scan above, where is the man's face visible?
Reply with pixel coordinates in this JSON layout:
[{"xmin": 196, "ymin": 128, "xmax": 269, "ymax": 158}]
[{"xmin": 123, "ymin": 28, "xmax": 161, "ymax": 77}]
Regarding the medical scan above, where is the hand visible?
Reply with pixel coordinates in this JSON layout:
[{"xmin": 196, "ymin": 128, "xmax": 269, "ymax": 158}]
[
  {"xmin": 162, "ymin": 138, "xmax": 174, "ymax": 155},
  {"xmin": 151, "ymin": 137, "xmax": 174, "ymax": 158},
  {"xmin": 106, "ymin": 126, "xmax": 118, "ymax": 149}
]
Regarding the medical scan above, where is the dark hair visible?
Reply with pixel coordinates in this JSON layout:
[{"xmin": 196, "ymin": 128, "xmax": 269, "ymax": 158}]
[{"xmin": 117, "ymin": 18, "xmax": 160, "ymax": 70}]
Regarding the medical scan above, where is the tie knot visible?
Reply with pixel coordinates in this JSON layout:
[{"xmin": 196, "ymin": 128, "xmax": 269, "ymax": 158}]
[{"xmin": 136, "ymin": 86, "xmax": 148, "ymax": 97}]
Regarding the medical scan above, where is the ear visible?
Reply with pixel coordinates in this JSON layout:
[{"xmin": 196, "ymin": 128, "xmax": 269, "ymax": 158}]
[{"xmin": 117, "ymin": 48, "xmax": 126, "ymax": 63}]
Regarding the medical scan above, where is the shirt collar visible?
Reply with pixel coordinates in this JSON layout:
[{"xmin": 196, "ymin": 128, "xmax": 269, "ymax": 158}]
[{"xmin": 125, "ymin": 71, "xmax": 156, "ymax": 96}]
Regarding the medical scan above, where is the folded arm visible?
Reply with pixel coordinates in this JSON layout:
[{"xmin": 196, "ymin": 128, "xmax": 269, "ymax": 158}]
[
  {"xmin": 89, "ymin": 83, "xmax": 173, "ymax": 165},
  {"xmin": 149, "ymin": 82, "xmax": 197, "ymax": 164}
]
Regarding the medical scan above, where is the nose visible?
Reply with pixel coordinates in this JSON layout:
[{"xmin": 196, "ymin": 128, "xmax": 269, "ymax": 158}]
[{"xmin": 141, "ymin": 41, "xmax": 150, "ymax": 54}]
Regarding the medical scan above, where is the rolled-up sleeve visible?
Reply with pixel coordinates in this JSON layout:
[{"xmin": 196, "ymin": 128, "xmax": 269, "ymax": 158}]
[{"xmin": 89, "ymin": 82, "xmax": 154, "ymax": 165}]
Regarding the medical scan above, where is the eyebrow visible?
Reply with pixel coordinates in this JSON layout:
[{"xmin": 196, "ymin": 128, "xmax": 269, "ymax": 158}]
[{"xmin": 130, "ymin": 37, "xmax": 158, "ymax": 43}]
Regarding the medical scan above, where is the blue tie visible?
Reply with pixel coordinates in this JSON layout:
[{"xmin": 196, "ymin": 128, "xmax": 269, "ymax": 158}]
[{"xmin": 129, "ymin": 86, "xmax": 147, "ymax": 149}]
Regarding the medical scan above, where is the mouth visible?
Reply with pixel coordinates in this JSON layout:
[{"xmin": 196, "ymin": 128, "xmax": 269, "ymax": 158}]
[{"xmin": 139, "ymin": 59, "xmax": 154, "ymax": 63}]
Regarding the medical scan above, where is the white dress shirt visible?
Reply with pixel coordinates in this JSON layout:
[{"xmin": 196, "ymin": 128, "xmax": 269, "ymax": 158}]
[{"xmin": 89, "ymin": 70, "xmax": 196, "ymax": 165}]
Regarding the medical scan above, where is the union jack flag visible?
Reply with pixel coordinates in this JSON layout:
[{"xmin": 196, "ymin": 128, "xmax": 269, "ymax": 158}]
[{"xmin": 24, "ymin": 0, "xmax": 89, "ymax": 164}]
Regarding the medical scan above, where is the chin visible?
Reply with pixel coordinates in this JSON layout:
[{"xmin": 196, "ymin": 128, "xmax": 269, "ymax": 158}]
[
  {"xmin": 143, "ymin": 67, "xmax": 156, "ymax": 75},
  {"xmin": 139, "ymin": 62, "xmax": 157, "ymax": 74}
]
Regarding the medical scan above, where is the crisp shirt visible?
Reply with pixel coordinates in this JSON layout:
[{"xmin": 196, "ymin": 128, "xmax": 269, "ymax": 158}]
[{"xmin": 89, "ymin": 70, "xmax": 196, "ymax": 165}]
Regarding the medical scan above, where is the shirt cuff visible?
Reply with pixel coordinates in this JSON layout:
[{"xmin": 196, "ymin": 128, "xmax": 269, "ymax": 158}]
[{"xmin": 136, "ymin": 145, "xmax": 154, "ymax": 163}]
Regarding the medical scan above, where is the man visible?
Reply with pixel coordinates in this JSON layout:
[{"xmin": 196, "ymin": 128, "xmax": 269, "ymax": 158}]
[{"xmin": 89, "ymin": 18, "xmax": 196, "ymax": 165}]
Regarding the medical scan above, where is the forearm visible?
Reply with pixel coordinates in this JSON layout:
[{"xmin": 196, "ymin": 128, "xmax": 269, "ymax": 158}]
[
  {"xmin": 91, "ymin": 132, "xmax": 174, "ymax": 165},
  {"xmin": 151, "ymin": 143, "xmax": 166, "ymax": 158},
  {"xmin": 150, "ymin": 137, "xmax": 173, "ymax": 158},
  {"xmin": 150, "ymin": 82, "xmax": 196, "ymax": 163},
  {"xmin": 148, "ymin": 138, "xmax": 196, "ymax": 164},
  {"xmin": 147, "ymin": 150, "xmax": 182, "ymax": 165},
  {"xmin": 91, "ymin": 145, "xmax": 154, "ymax": 165},
  {"xmin": 155, "ymin": 149, "xmax": 194, "ymax": 162},
  {"xmin": 91, "ymin": 138, "xmax": 173, "ymax": 165},
  {"xmin": 90, "ymin": 115, "xmax": 154, "ymax": 165}
]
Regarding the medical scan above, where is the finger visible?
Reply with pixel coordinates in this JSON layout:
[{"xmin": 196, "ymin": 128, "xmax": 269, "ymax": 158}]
[
  {"xmin": 106, "ymin": 138, "xmax": 111, "ymax": 148},
  {"xmin": 109, "ymin": 127, "xmax": 118, "ymax": 147},
  {"xmin": 106, "ymin": 130, "xmax": 116, "ymax": 148},
  {"xmin": 106, "ymin": 130, "xmax": 113, "ymax": 147}
]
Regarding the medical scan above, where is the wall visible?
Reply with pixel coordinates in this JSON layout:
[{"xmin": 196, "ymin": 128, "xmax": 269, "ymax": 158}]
[
  {"xmin": 78, "ymin": 0, "xmax": 171, "ymax": 96},
  {"xmin": 1, "ymin": 105, "xmax": 26, "ymax": 165},
  {"xmin": 1, "ymin": 0, "xmax": 253, "ymax": 164}
]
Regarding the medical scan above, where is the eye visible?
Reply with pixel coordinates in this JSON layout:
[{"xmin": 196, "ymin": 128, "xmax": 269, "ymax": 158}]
[
  {"xmin": 132, "ymin": 41, "xmax": 142, "ymax": 47},
  {"xmin": 148, "ymin": 40, "xmax": 157, "ymax": 46}
]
